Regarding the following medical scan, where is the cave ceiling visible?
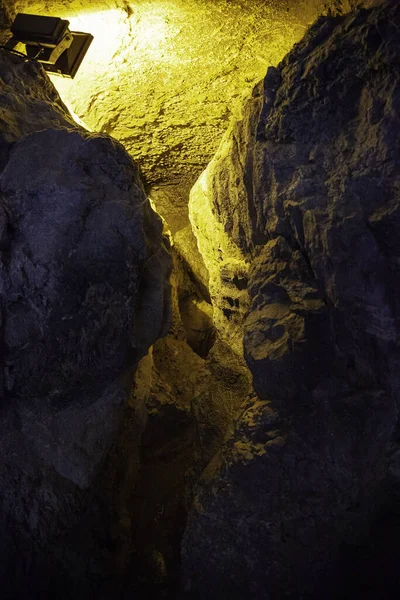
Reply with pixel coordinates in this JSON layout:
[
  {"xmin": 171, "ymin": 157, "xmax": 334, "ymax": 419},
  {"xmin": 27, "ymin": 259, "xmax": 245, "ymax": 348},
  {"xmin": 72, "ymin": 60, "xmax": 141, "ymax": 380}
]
[
  {"xmin": 11, "ymin": 1, "xmax": 332, "ymax": 190},
  {"xmin": 5, "ymin": 0, "xmax": 362, "ymax": 232}
]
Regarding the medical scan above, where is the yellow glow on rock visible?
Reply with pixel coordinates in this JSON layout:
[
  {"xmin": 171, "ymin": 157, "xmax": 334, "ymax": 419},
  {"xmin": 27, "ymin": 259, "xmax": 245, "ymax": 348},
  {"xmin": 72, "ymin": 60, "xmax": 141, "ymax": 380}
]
[
  {"xmin": 17, "ymin": 0, "xmax": 304, "ymax": 185},
  {"xmin": 133, "ymin": 12, "xmax": 170, "ymax": 59},
  {"xmin": 44, "ymin": 4, "xmax": 186, "ymax": 134},
  {"xmin": 189, "ymin": 164, "xmax": 249, "ymax": 356},
  {"xmin": 13, "ymin": 0, "xmax": 316, "ymax": 353},
  {"xmin": 67, "ymin": 10, "xmax": 127, "ymax": 62},
  {"xmin": 47, "ymin": 9, "xmax": 129, "ymax": 105},
  {"xmin": 60, "ymin": 98, "xmax": 91, "ymax": 130},
  {"xmin": 60, "ymin": 5, "xmax": 178, "ymax": 65}
]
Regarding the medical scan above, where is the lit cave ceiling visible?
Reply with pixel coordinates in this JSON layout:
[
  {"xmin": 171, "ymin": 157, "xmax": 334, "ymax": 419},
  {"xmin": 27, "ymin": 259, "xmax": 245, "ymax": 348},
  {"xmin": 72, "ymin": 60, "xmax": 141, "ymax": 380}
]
[{"xmin": 6, "ymin": 0, "xmax": 355, "ymax": 230}]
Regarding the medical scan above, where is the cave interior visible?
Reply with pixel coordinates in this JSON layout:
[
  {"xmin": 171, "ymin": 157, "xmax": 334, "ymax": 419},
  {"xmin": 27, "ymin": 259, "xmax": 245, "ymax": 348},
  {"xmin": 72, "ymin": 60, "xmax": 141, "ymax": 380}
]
[{"xmin": 0, "ymin": 0, "xmax": 400, "ymax": 598}]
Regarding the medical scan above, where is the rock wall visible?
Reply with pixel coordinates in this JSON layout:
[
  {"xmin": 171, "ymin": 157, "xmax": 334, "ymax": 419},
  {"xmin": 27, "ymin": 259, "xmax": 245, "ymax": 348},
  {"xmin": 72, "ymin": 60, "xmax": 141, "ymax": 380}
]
[
  {"xmin": 0, "ymin": 50, "xmax": 171, "ymax": 598},
  {"xmin": 183, "ymin": 1, "xmax": 400, "ymax": 598}
]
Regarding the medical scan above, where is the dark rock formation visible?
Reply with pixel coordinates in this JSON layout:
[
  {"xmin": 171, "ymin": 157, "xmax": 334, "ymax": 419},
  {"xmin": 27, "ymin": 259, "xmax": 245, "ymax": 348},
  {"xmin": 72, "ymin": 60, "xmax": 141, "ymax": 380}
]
[
  {"xmin": 183, "ymin": 1, "xmax": 400, "ymax": 598},
  {"xmin": 0, "ymin": 50, "xmax": 171, "ymax": 598},
  {"xmin": 121, "ymin": 242, "xmax": 254, "ymax": 599}
]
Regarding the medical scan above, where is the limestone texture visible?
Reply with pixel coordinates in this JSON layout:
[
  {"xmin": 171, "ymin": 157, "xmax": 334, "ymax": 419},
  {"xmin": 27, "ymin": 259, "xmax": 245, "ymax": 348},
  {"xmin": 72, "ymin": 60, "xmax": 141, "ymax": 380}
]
[
  {"xmin": 4, "ymin": 0, "xmax": 371, "ymax": 192},
  {"xmin": 182, "ymin": 1, "xmax": 400, "ymax": 598},
  {"xmin": 0, "ymin": 49, "xmax": 171, "ymax": 599}
]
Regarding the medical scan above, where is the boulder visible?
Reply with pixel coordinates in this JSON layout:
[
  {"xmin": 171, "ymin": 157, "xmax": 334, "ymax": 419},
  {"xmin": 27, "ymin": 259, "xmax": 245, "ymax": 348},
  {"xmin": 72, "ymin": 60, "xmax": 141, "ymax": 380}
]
[
  {"xmin": 182, "ymin": 1, "xmax": 400, "ymax": 597},
  {"xmin": 0, "ymin": 50, "xmax": 171, "ymax": 598}
]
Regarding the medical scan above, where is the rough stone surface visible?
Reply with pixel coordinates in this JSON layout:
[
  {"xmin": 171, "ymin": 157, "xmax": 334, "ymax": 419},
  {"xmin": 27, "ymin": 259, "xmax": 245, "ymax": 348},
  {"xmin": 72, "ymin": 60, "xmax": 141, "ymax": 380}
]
[
  {"xmin": 5, "ymin": 0, "xmax": 372, "ymax": 191},
  {"xmin": 121, "ymin": 242, "xmax": 254, "ymax": 599},
  {"xmin": 0, "ymin": 53, "xmax": 171, "ymax": 400},
  {"xmin": 182, "ymin": 1, "xmax": 400, "ymax": 598},
  {"xmin": 0, "ymin": 50, "xmax": 171, "ymax": 598},
  {"xmin": 188, "ymin": 82, "xmax": 262, "ymax": 354},
  {"xmin": 183, "ymin": 390, "xmax": 396, "ymax": 599}
]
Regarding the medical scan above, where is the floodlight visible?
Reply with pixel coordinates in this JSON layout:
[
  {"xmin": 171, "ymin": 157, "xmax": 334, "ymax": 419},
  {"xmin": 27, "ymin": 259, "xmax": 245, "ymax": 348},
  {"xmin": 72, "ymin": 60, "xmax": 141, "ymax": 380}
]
[{"xmin": 5, "ymin": 13, "xmax": 93, "ymax": 78}]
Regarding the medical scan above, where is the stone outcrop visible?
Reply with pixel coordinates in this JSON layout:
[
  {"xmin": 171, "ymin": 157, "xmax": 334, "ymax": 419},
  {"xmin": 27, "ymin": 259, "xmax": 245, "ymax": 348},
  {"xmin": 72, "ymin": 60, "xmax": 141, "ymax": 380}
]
[
  {"xmin": 183, "ymin": 1, "xmax": 400, "ymax": 597},
  {"xmin": 0, "ymin": 50, "xmax": 171, "ymax": 598}
]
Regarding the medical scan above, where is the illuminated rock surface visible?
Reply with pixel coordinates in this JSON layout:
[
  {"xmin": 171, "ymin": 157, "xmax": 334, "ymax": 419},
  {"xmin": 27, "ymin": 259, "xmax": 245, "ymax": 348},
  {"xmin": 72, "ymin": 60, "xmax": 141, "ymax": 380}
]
[
  {"xmin": 7, "ymin": 0, "xmax": 308, "ymax": 186},
  {"xmin": 0, "ymin": 0, "xmax": 398, "ymax": 599},
  {"xmin": 0, "ymin": 49, "xmax": 171, "ymax": 598},
  {"xmin": 183, "ymin": 2, "xmax": 400, "ymax": 598},
  {"xmin": 2, "ymin": 0, "xmax": 370, "ymax": 212}
]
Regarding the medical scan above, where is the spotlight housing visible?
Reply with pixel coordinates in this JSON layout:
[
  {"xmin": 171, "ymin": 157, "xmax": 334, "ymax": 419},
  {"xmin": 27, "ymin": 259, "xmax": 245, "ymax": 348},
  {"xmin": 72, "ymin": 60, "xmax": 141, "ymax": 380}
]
[{"xmin": 6, "ymin": 13, "xmax": 93, "ymax": 78}]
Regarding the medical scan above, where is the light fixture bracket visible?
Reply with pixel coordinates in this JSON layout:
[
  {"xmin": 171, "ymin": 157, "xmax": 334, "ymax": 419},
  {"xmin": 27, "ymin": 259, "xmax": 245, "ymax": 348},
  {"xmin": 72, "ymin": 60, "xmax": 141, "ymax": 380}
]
[{"xmin": 6, "ymin": 13, "xmax": 93, "ymax": 78}]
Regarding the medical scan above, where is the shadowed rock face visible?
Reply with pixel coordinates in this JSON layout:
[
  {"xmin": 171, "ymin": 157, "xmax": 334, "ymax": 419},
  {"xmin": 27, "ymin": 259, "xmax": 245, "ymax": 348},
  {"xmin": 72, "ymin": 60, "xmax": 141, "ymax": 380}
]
[
  {"xmin": 0, "ymin": 50, "xmax": 171, "ymax": 598},
  {"xmin": 246, "ymin": 1, "xmax": 400, "ymax": 410},
  {"xmin": 0, "ymin": 51, "xmax": 171, "ymax": 405},
  {"xmin": 183, "ymin": 1, "xmax": 400, "ymax": 598},
  {"xmin": 1, "ymin": 125, "xmax": 170, "ymax": 399}
]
